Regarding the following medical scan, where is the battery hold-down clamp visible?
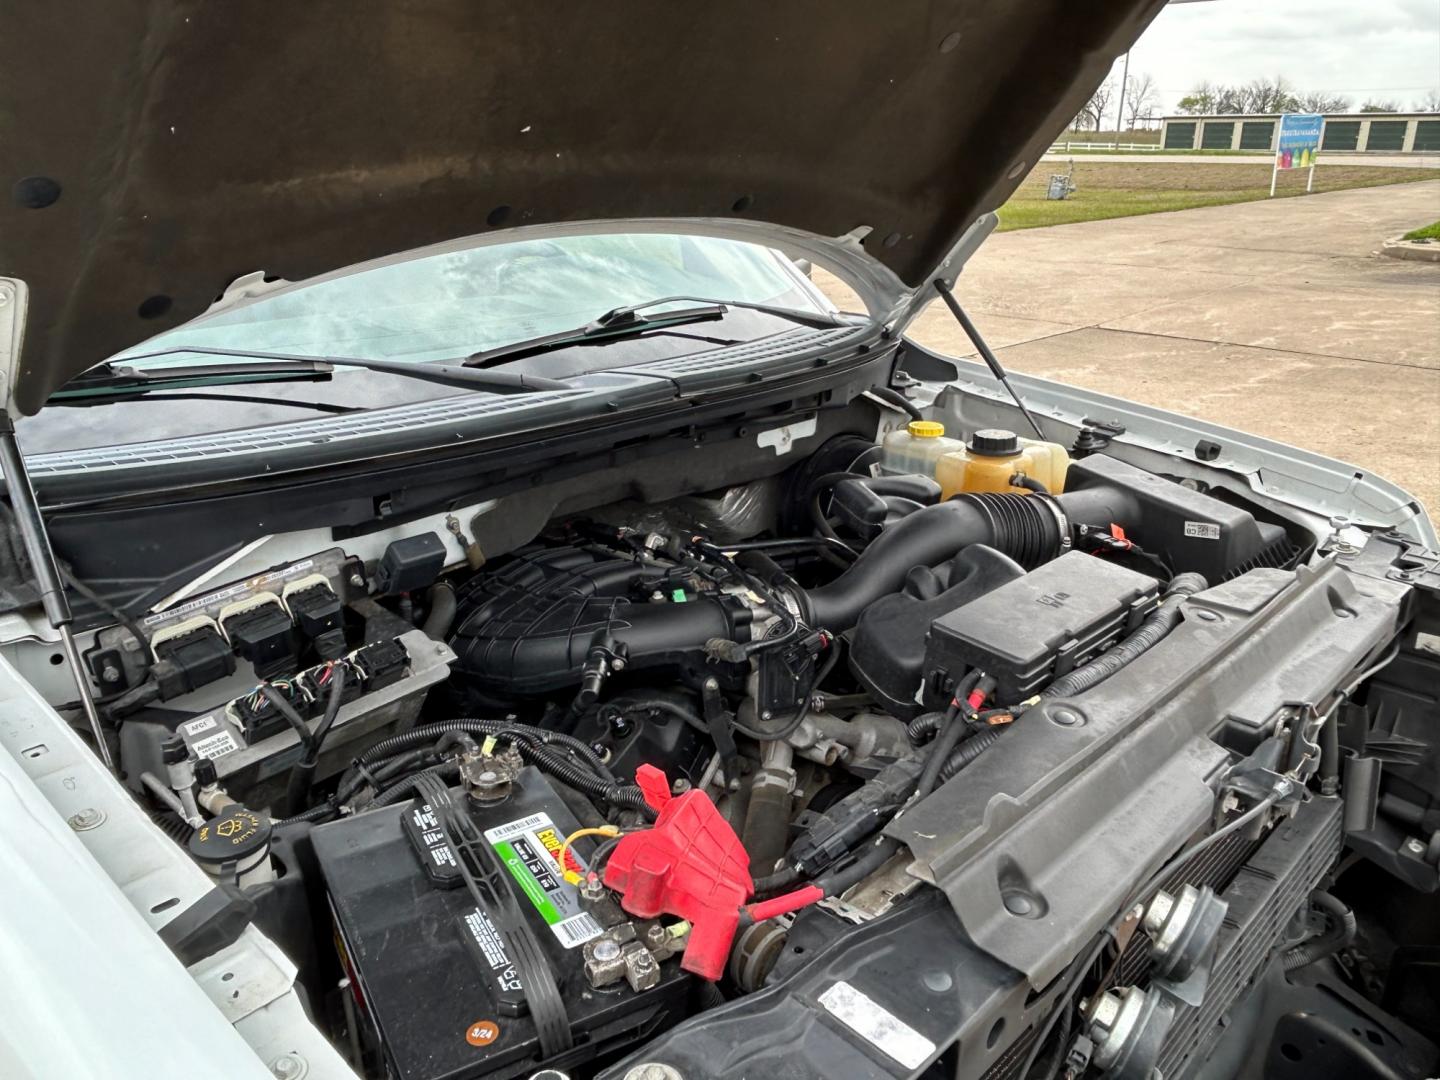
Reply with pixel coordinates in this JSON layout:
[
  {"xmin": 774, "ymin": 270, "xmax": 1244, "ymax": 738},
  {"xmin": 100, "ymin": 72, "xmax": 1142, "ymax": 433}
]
[{"xmin": 602, "ymin": 765, "xmax": 821, "ymax": 980}]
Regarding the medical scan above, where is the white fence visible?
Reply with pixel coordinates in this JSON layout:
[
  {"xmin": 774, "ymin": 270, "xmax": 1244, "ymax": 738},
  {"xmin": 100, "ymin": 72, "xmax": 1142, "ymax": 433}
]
[{"xmin": 1046, "ymin": 141, "xmax": 1166, "ymax": 153}]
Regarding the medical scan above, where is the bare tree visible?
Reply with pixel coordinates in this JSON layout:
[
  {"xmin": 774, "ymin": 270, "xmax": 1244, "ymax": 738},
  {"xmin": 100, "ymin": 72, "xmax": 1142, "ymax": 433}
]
[
  {"xmin": 1239, "ymin": 76, "xmax": 1299, "ymax": 114},
  {"xmin": 1123, "ymin": 73, "xmax": 1159, "ymax": 130},
  {"xmin": 1415, "ymin": 89, "xmax": 1440, "ymax": 112},
  {"xmin": 1079, "ymin": 79, "xmax": 1116, "ymax": 132},
  {"xmin": 1359, "ymin": 99, "xmax": 1401, "ymax": 113},
  {"xmin": 1296, "ymin": 91, "xmax": 1351, "ymax": 113}
]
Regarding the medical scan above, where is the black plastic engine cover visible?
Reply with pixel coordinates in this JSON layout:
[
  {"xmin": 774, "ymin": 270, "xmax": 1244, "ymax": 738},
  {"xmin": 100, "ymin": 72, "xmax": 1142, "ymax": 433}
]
[
  {"xmin": 849, "ymin": 545, "xmax": 1026, "ymax": 719},
  {"xmin": 924, "ymin": 551, "xmax": 1159, "ymax": 704},
  {"xmin": 450, "ymin": 546, "xmax": 750, "ymax": 697}
]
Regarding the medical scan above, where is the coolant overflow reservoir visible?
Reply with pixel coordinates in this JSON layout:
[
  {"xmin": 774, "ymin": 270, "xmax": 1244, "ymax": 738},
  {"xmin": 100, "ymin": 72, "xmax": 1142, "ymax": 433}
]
[
  {"xmin": 935, "ymin": 428, "xmax": 1070, "ymax": 498},
  {"xmin": 880, "ymin": 420, "xmax": 965, "ymax": 476}
]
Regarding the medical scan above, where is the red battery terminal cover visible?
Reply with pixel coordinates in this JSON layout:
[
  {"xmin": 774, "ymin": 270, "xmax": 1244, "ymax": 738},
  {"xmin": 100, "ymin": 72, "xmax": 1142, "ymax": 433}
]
[{"xmin": 603, "ymin": 764, "xmax": 755, "ymax": 980}]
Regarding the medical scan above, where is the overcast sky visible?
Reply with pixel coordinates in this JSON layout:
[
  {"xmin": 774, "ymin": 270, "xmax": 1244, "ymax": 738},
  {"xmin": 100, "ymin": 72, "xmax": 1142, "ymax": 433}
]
[{"xmin": 1124, "ymin": 0, "xmax": 1440, "ymax": 114}]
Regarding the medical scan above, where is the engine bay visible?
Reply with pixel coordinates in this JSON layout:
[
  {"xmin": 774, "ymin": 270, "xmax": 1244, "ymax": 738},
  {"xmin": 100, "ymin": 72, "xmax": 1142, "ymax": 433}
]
[{"xmin": 17, "ymin": 405, "xmax": 1440, "ymax": 1080}]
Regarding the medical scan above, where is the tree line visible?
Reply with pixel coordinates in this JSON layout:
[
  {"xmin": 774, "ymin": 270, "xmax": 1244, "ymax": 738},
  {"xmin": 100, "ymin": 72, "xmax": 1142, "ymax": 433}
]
[
  {"xmin": 1174, "ymin": 76, "xmax": 1440, "ymax": 116},
  {"xmin": 1071, "ymin": 72, "xmax": 1440, "ymax": 131}
]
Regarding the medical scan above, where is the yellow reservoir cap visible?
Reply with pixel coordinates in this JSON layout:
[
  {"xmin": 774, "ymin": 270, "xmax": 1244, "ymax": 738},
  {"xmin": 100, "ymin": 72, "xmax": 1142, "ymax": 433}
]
[{"xmin": 907, "ymin": 420, "xmax": 945, "ymax": 438}]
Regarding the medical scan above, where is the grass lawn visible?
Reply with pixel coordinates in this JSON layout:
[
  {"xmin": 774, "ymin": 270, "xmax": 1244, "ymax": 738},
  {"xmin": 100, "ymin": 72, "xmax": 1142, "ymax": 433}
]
[
  {"xmin": 998, "ymin": 162, "xmax": 1438, "ymax": 231},
  {"xmin": 1402, "ymin": 220, "xmax": 1440, "ymax": 240}
]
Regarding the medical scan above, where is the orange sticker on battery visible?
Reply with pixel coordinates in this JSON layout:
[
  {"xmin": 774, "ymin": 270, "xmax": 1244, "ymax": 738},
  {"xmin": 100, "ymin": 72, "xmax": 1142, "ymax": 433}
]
[{"xmin": 465, "ymin": 1020, "xmax": 499, "ymax": 1047}]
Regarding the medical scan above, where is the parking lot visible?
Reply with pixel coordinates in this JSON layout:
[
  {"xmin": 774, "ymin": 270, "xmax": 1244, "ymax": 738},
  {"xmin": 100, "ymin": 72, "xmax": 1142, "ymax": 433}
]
[{"xmin": 893, "ymin": 179, "xmax": 1440, "ymax": 516}]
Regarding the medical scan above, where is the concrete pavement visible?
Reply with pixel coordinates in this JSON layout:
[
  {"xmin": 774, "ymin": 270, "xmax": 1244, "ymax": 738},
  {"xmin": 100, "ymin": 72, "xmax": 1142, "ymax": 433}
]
[
  {"xmin": 1040, "ymin": 152, "xmax": 1440, "ymax": 169},
  {"xmin": 899, "ymin": 180, "xmax": 1440, "ymax": 516}
]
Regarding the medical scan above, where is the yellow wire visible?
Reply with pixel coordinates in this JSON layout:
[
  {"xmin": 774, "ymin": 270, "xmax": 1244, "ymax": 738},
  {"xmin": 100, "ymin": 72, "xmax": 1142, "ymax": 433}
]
[{"xmin": 557, "ymin": 826, "xmax": 619, "ymax": 885}]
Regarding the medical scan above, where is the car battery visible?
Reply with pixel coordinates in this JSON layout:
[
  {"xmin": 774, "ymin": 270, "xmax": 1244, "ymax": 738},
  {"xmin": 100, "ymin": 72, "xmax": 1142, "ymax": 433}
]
[{"xmin": 311, "ymin": 766, "xmax": 690, "ymax": 1080}]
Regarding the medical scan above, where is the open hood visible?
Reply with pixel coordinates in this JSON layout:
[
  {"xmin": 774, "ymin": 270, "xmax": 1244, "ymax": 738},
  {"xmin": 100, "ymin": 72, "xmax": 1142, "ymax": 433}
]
[{"xmin": 0, "ymin": 0, "xmax": 1163, "ymax": 416}]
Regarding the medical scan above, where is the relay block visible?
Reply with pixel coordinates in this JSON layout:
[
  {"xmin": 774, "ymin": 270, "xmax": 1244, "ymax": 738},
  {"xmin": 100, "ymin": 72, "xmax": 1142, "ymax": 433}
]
[{"xmin": 924, "ymin": 551, "xmax": 1160, "ymax": 704}]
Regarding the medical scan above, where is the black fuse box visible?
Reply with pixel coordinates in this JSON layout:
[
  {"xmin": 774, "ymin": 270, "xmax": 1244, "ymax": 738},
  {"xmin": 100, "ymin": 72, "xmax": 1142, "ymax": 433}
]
[
  {"xmin": 924, "ymin": 551, "xmax": 1160, "ymax": 704},
  {"xmin": 311, "ymin": 767, "xmax": 689, "ymax": 1080}
]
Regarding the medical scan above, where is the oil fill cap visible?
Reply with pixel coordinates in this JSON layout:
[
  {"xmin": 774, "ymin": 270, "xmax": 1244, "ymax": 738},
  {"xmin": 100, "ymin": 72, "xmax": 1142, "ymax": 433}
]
[
  {"xmin": 968, "ymin": 428, "xmax": 1021, "ymax": 456},
  {"xmin": 189, "ymin": 806, "xmax": 271, "ymax": 865},
  {"xmin": 907, "ymin": 420, "xmax": 945, "ymax": 438}
]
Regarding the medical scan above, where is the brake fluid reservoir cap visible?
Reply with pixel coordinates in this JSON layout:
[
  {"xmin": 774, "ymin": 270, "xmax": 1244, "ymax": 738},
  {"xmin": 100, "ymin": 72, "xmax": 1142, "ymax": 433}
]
[
  {"xmin": 906, "ymin": 420, "xmax": 945, "ymax": 438},
  {"xmin": 969, "ymin": 428, "xmax": 1021, "ymax": 456},
  {"xmin": 189, "ymin": 805, "xmax": 271, "ymax": 865}
]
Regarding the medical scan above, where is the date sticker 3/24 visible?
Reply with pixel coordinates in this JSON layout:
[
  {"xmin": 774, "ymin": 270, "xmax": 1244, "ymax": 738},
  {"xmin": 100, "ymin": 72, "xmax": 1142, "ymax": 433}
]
[{"xmin": 465, "ymin": 1019, "xmax": 500, "ymax": 1047}]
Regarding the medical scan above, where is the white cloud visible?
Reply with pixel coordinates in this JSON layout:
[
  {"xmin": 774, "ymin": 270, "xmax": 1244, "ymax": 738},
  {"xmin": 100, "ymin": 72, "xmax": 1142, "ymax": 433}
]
[{"xmin": 1123, "ymin": 0, "xmax": 1440, "ymax": 114}]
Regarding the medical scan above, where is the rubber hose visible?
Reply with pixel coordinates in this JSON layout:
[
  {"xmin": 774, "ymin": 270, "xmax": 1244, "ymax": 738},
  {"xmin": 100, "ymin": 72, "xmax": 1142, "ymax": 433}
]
[
  {"xmin": 1282, "ymin": 891, "xmax": 1357, "ymax": 971},
  {"xmin": 914, "ymin": 709, "xmax": 969, "ymax": 800},
  {"xmin": 608, "ymin": 696, "xmax": 709, "ymax": 733},
  {"xmin": 938, "ymin": 725, "xmax": 1005, "ymax": 781},
  {"xmin": 907, "ymin": 669, "xmax": 983, "ymax": 746},
  {"xmin": 1039, "ymin": 572, "xmax": 1208, "ymax": 701},
  {"xmin": 804, "ymin": 492, "xmax": 1077, "ymax": 630},
  {"xmin": 906, "ymin": 711, "xmax": 946, "ymax": 746},
  {"xmin": 422, "ymin": 581, "xmax": 458, "ymax": 640},
  {"xmin": 751, "ymin": 866, "xmax": 801, "ymax": 897},
  {"xmin": 869, "ymin": 385, "xmax": 925, "ymax": 421},
  {"xmin": 816, "ymin": 836, "xmax": 902, "ymax": 898},
  {"xmin": 1009, "ymin": 474, "xmax": 1049, "ymax": 494}
]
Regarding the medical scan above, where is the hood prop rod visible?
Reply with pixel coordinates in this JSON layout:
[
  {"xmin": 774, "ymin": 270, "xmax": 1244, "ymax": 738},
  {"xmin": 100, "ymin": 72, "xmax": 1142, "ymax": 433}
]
[
  {"xmin": 931, "ymin": 278, "xmax": 1046, "ymax": 440},
  {"xmin": 0, "ymin": 414, "xmax": 114, "ymax": 771}
]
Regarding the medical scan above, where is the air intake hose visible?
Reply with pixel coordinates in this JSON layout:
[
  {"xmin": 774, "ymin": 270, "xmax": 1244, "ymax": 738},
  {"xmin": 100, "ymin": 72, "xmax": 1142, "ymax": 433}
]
[{"xmin": 802, "ymin": 487, "xmax": 1137, "ymax": 632}]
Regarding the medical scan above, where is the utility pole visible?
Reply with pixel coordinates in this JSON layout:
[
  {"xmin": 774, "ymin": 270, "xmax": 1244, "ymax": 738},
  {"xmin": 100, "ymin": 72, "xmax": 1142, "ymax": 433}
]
[{"xmin": 1114, "ymin": 50, "xmax": 1131, "ymax": 148}]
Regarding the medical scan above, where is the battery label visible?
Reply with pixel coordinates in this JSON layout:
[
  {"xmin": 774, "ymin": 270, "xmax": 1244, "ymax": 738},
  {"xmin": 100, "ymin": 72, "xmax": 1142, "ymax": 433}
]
[
  {"xmin": 484, "ymin": 812, "xmax": 603, "ymax": 949},
  {"xmin": 461, "ymin": 907, "xmax": 523, "ymax": 996}
]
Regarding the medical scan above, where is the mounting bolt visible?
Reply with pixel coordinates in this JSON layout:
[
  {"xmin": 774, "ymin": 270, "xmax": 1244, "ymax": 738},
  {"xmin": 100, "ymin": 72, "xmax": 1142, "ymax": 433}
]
[
  {"xmin": 348, "ymin": 572, "xmax": 366, "ymax": 589},
  {"xmin": 67, "ymin": 807, "xmax": 105, "ymax": 831},
  {"xmin": 1404, "ymin": 838, "xmax": 1426, "ymax": 856}
]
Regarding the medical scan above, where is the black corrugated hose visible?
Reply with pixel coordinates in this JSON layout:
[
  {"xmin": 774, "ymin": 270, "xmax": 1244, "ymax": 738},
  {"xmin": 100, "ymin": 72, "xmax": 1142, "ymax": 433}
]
[
  {"xmin": 938, "ymin": 725, "xmax": 1005, "ymax": 782},
  {"xmin": 1031, "ymin": 571, "xmax": 1208, "ymax": 703},
  {"xmin": 1282, "ymin": 891, "xmax": 1357, "ymax": 971}
]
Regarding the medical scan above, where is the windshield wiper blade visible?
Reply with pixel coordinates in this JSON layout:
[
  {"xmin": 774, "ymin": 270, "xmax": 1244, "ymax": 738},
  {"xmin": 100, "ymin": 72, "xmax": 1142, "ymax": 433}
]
[
  {"xmin": 66, "ymin": 346, "xmax": 576, "ymax": 398},
  {"xmin": 463, "ymin": 305, "xmax": 728, "ymax": 369},
  {"xmin": 596, "ymin": 295, "xmax": 845, "ymax": 331}
]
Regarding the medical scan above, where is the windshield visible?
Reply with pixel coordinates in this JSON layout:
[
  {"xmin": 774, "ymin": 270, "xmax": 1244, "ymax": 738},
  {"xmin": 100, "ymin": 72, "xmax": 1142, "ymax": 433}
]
[{"xmin": 112, "ymin": 233, "xmax": 831, "ymax": 371}]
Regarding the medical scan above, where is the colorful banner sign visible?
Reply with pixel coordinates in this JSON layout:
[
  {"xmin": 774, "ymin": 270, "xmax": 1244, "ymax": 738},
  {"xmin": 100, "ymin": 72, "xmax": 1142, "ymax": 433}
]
[{"xmin": 1275, "ymin": 113, "xmax": 1323, "ymax": 170}]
